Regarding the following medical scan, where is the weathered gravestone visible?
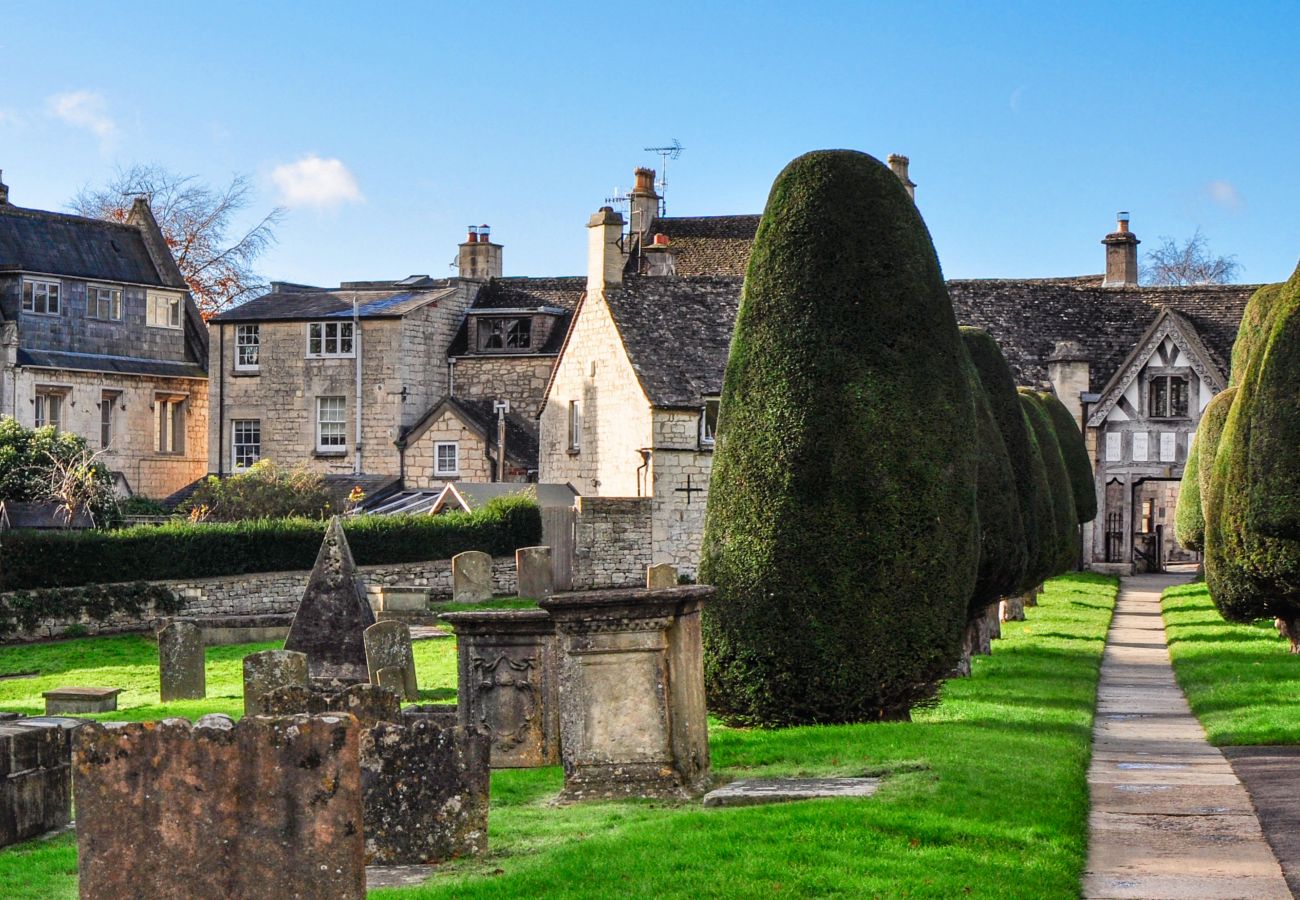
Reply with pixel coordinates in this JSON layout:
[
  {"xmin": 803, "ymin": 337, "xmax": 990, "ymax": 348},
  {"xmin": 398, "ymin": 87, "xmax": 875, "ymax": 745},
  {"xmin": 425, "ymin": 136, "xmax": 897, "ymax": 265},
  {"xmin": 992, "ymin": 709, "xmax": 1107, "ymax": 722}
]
[
  {"xmin": 158, "ymin": 620, "xmax": 205, "ymax": 702},
  {"xmin": 646, "ymin": 563, "xmax": 678, "ymax": 589},
  {"xmin": 0, "ymin": 716, "xmax": 82, "ymax": 849},
  {"xmin": 73, "ymin": 714, "xmax": 364, "ymax": 900},
  {"xmin": 439, "ymin": 608, "xmax": 560, "ymax": 768},
  {"xmin": 375, "ymin": 666, "xmax": 405, "ymax": 695},
  {"xmin": 364, "ymin": 621, "xmax": 418, "ymax": 701},
  {"xmin": 540, "ymin": 585, "xmax": 714, "ymax": 801},
  {"xmin": 42, "ymin": 687, "xmax": 119, "ymax": 715},
  {"xmin": 262, "ymin": 682, "xmax": 402, "ymax": 729},
  {"xmin": 242, "ymin": 649, "xmax": 309, "ymax": 716},
  {"xmin": 284, "ymin": 516, "xmax": 376, "ymax": 684},
  {"xmin": 452, "ymin": 550, "xmax": 494, "ymax": 604},
  {"xmin": 515, "ymin": 545, "xmax": 553, "ymax": 600},
  {"xmin": 360, "ymin": 719, "xmax": 490, "ymax": 864}
]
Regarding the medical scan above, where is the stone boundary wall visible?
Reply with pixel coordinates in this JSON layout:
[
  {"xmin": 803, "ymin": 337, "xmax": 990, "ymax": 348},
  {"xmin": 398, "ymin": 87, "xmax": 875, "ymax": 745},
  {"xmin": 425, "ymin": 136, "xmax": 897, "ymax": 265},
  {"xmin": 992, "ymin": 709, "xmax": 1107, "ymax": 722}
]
[
  {"xmin": 1, "ymin": 556, "xmax": 516, "ymax": 644},
  {"xmin": 572, "ymin": 497, "xmax": 653, "ymax": 590}
]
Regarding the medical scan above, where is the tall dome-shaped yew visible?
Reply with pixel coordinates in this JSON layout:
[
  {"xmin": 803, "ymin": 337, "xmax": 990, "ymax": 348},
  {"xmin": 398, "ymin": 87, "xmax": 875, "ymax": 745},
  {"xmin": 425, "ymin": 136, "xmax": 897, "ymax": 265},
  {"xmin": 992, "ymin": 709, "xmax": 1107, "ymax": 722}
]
[
  {"xmin": 1019, "ymin": 390, "xmax": 1078, "ymax": 575},
  {"xmin": 699, "ymin": 150, "xmax": 980, "ymax": 725},
  {"xmin": 1038, "ymin": 392, "xmax": 1097, "ymax": 524}
]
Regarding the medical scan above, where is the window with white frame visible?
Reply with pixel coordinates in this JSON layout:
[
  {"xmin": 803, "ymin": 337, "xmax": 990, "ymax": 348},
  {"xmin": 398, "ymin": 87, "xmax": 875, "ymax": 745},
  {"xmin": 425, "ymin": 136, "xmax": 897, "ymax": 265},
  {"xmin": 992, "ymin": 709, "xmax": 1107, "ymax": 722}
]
[
  {"xmin": 147, "ymin": 292, "xmax": 183, "ymax": 329},
  {"xmin": 156, "ymin": 395, "xmax": 185, "ymax": 453},
  {"xmin": 236, "ymin": 324, "xmax": 260, "ymax": 370},
  {"xmin": 306, "ymin": 321, "xmax": 355, "ymax": 358},
  {"xmin": 87, "ymin": 285, "xmax": 122, "ymax": 320},
  {"xmin": 232, "ymin": 419, "xmax": 261, "ymax": 470},
  {"xmin": 434, "ymin": 441, "xmax": 459, "ymax": 476},
  {"xmin": 34, "ymin": 388, "xmax": 65, "ymax": 430},
  {"xmin": 316, "ymin": 396, "xmax": 346, "ymax": 451},
  {"xmin": 567, "ymin": 400, "xmax": 580, "ymax": 452},
  {"xmin": 100, "ymin": 391, "xmax": 119, "ymax": 448},
  {"xmin": 700, "ymin": 397, "xmax": 721, "ymax": 446},
  {"xmin": 22, "ymin": 279, "xmax": 60, "ymax": 315}
]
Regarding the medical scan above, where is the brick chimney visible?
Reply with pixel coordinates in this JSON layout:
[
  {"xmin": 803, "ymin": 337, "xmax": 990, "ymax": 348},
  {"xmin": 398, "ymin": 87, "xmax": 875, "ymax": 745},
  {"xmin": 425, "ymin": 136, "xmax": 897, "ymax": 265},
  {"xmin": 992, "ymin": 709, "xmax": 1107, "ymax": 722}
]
[
  {"xmin": 587, "ymin": 206, "xmax": 625, "ymax": 294},
  {"xmin": 458, "ymin": 224, "xmax": 503, "ymax": 280},
  {"xmin": 0, "ymin": 170, "xmax": 8, "ymax": 205},
  {"xmin": 888, "ymin": 154, "xmax": 915, "ymax": 201},
  {"xmin": 643, "ymin": 233, "xmax": 677, "ymax": 276},
  {"xmin": 629, "ymin": 167, "xmax": 659, "ymax": 236},
  {"xmin": 1102, "ymin": 212, "xmax": 1140, "ymax": 287}
]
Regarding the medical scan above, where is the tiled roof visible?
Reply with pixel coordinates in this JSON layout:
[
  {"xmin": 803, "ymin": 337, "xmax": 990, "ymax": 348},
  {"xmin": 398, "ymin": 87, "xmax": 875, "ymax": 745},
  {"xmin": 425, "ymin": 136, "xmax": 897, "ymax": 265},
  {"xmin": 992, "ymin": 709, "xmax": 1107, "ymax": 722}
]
[
  {"xmin": 0, "ymin": 204, "xmax": 165, "ymax": 285},
  {"xmin": 946, "ymin": 277, "xmax": 1258, "ymax": 392},
  {"xmin": 604, "ymin": 276, "xmax": 742, "ymax": 407},
  {"xmin": 212, "ymin": 285, "xmax": 456, "ymax": 323},
  {"xmin": 17, "ymin": 348, "xmax": 207, "ymax": 380},
  {"xmin": 447, "ymin": 277, "xmax": 585, "ymax": 357},
  {"xmin": 633, "ymin": 215, "xmax": 760, "ymax": 277},
  {"xmin": 400, "ymin": 395, "xmax": 540, "ymax": 470}
]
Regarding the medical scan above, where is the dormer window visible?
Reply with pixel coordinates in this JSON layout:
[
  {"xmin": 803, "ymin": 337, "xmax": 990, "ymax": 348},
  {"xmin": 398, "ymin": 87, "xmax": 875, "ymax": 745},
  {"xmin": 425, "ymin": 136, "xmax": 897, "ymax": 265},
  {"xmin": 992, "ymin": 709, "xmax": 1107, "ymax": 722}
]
[
  {"xmin": 147, "ymin": 291, "xmax": 183, "ymax": 329},
  {"xmin": 22, "ymin": 279, "xmax": 60, "ymax": 315},
  {"xmin": 700, "ymin": 397, "xmax": 721, "ymax": 447},
  {"xmin": 1149, "ymin": 375, "xmax": 1189, "ymax": 419},
  {"xmin": 87, "ymin": 285, "xmax": 122, "ymax": 320},
  {"xmin": 478, "ymin": 317, "xmax": 532, "ymax": 351}
]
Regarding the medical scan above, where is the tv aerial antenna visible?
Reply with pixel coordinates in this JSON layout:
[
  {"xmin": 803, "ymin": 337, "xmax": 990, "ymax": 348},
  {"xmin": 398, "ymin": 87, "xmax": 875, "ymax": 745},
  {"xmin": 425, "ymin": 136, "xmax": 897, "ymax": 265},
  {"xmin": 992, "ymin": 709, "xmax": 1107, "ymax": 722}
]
[{"xmin": 644, "ymin": 139, "xmax": 683, "ymax": 216}]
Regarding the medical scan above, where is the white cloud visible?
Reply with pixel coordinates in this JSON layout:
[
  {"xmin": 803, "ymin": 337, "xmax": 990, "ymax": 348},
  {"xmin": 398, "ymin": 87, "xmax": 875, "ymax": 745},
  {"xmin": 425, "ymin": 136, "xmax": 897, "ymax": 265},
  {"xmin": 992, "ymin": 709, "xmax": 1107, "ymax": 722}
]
[
  {"xmin": 1009, "ymin": 86, "xmax": 1025, "ymax": 113},
  {"xmin": 47, "ymin": 91, "xmax": 117, "ymax": 146},
  {"xmin": 271, "ymin": 155, "xmax": 363, "ymax": 208},
  {"xmin": 1205, "ymin": 180, "xmax": 1243, "ymax": 212}
]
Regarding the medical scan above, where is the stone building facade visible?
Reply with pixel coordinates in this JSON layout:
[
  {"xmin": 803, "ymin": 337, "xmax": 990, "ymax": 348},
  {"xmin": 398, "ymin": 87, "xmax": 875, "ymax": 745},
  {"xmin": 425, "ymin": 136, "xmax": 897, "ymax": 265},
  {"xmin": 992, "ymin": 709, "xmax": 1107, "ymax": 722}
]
[
  {"xmin": 539, "ymin": 163, "xmax": 1257, "ymax": 575},
  {"xmin": 0, "ymin": 174, "xmax": 209, "ymax": 499}
]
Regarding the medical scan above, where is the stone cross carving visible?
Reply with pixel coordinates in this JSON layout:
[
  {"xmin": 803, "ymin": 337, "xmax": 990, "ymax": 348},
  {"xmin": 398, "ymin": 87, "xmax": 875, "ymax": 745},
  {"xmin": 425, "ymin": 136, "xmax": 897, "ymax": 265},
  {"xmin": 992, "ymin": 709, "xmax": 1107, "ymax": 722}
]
[
  {"xmin": 242, "ymin": 649, "xmax": 309, "ymax": 717},
  {"xmin": 158, "ymin": 620, "xmax": 206, "ymax": 702},
  {"xmin": 284, "ymin": 517, "xmax": 376, "ymax": 684},
  {"xmin": 452, "ymin": 551, "xmax": 494, "ymax": 604},
  {"xmin": 364, "ymin": 621, "xmax": 418, "ymax": 701}
]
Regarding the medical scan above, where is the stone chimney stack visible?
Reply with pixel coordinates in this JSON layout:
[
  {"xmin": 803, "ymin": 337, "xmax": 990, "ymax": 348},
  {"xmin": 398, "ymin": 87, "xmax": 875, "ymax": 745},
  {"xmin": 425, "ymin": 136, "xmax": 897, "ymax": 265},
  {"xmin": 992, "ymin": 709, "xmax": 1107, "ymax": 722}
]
[
  {"xmin": 458, "ymin": 224, "xmax": 503, "ymax": 280},
  {"xmin": 0, "ymin": 171, "xmax": 8, "ymax": 205},
  {"xmin": 887, "ymin": 154, "xmax": 915, "ymax": 201},
  {"xmin": 587, "ymin": 206, "xmax": 625, "ymax": 294},
  {"xmin": 1102, "ymin": 212, "xmax": 1140, "ymax": 287},
  {"xmin": 1047, "ymin": 340, "xmax": 1091, "ymax": 428},
  {"xmin": 642, "ymin": 233, "xmax": 677, "ymax": 277},
  {"xmin": 629, "ymin": 167, "xmax": 659, "ymax": 236}
]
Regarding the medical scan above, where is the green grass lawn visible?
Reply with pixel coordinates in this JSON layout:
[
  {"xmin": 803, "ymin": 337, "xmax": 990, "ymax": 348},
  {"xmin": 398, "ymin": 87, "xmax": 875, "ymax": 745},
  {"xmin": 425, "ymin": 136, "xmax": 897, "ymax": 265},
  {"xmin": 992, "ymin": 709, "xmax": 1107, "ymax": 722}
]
[
  {"xmin": 0, "ymin": 573, "xmax": 1117, "ymax": 899},
  {"xmin": 1163, "ymin": 580, "xmax": 1300, "ymax": 745}
]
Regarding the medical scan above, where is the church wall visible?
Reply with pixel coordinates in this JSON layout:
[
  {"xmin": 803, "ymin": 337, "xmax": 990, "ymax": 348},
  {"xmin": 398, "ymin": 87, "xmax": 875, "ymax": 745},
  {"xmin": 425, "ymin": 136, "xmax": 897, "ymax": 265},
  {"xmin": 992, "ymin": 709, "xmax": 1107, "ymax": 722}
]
[{"xmin": 538, "ymin": 293, "xmax": 651, "ymax": 496}]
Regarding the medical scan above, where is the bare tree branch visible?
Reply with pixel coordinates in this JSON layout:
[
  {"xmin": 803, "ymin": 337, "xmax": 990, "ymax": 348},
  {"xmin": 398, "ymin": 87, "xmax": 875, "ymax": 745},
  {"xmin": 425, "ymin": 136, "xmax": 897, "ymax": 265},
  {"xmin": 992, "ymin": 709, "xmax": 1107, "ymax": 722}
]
[
  {"xmin": 1141, "ymin": 228, "xmax": 1241, "ymax": 286},
  {"xmin": 70, "ymin": 165, "xmax": 285, "ymax": 318}
]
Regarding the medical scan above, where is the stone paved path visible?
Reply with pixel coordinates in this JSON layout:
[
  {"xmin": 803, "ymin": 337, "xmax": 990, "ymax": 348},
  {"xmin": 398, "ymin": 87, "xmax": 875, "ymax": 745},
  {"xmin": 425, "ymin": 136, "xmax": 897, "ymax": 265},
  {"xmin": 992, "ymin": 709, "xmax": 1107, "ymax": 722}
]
[{"xmin": 1084, "ymin": 573, "xmax": 1291, "ymax": 899}]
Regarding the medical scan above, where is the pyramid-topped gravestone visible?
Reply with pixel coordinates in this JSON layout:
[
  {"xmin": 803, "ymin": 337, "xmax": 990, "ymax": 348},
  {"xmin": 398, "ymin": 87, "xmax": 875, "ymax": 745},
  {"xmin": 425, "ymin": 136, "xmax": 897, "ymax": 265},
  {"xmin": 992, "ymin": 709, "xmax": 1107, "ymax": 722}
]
[{"xmin": 285, "ymin": 517, "xmax": 376, "ymax": 684}]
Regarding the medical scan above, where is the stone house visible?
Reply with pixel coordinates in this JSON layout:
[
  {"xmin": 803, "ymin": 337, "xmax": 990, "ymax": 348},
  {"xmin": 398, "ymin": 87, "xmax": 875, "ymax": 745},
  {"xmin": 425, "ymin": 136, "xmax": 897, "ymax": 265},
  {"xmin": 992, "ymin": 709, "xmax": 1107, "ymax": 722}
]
[
  {"xmin": 208, "ymin": 227, "xmax": 580, "ymax": 490},
  {"xmin": 0, "ymin": 172, "xmax": 209, "ymax": 499},
  {"xmin": 537, "ymin": 162, "xmax": 1257, "ymax": 575}
]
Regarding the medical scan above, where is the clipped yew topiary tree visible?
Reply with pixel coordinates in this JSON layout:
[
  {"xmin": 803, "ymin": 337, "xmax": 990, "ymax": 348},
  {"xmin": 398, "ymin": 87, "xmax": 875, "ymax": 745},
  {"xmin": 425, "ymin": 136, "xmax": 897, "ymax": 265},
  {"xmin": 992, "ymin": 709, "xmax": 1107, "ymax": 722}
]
[
  {"xmin": 1174, "ymin": 432, "xmax": 1206, "ymax": 552},
  {"xmin": 1038, "ymin": 392, "xmax": 1097, "ymax": 524},
  {"xmin": 1020, "ymin": 390, "xmax": 1078, "ymax": 575},
  {"xmin": 699, "ymin": 150, "xmax": 980, "ymax": 726},
  {"xmin": 1206, "ymin": 267, "xmax": 1300, "ymax": 648},
  {"xmin": 965, "ymin": 331, "xmax": 1055, "ymax": 594}
]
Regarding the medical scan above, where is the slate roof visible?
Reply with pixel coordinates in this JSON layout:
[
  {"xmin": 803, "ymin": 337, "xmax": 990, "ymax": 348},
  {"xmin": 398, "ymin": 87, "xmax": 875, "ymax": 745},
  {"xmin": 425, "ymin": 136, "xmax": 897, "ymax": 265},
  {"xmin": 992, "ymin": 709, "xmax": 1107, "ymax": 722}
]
[
  {"xmin": 632, "ymin": 216, "xmax": 760, "ymax": 277},
  {"xmin": 400, "ymin": 395, "xmax": 540, "ymax": 470},
  {"xmin": 446, "ymin": 277, "xmax": 585, "ymax": 357},
  {"xmin": 211, "ymin": 285, "xmax": 456, "ymax": 323},
  {"xmin": 17, "ymin": 348, "xmax": 207, "ymax": 380},
  {"xmin": 603, "ymin": 276, "xmax": 743, "ymax": 408},
  {"xmin": 0, "ymin": 204, "xmax": 165, "ymax": 285},
  {"xmin": 947, "ymin": 277, "xmax": 1259, "ymax": 392}
]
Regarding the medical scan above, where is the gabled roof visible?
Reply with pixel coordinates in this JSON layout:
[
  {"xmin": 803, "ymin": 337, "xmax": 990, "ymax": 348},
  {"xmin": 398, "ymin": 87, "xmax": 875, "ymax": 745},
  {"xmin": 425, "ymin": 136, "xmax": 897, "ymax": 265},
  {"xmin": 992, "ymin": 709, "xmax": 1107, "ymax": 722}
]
[
  {"xmin": 947, "ymin": 277, "xmax": 1257, "ymax": 392},
  {"xmin": 1085, "ymin": 308, "xmax": 1227, "ymax": 427},
  {"xmin": 0, "ymin": 203, "xmax": 167, "ymax": 286},
  {"xmin": 604, "ymin": 275, "xmax": 743, "ymax": 408},
  {"xmin": 446, "ymin": 277, "xmax": 585, "ymax": 357},
  {"xmin": 211, "ymin": 285, "xmax": 457, "ymax": 323},
  {"xmin": 399, "ymin": 395, "xmax": 540, "ymax": 469},
  {"xmin": 632, "ymin": 215, "xmax": 759, "ymax": 277}
]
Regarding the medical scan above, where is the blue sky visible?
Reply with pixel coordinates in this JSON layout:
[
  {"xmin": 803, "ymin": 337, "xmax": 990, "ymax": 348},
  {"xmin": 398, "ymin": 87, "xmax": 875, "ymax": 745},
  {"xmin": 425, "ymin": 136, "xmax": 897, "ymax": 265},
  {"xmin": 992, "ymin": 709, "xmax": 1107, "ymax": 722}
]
[{"xmin": 2, "ymin": 1, "xmax": 1298, "ymax": 286}]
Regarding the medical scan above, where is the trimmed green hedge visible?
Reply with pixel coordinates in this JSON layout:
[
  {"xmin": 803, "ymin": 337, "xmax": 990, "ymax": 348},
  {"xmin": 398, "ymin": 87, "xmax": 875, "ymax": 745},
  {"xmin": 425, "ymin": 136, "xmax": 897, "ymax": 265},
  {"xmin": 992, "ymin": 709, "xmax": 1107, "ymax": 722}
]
[
  {"xmin": 1175, "ymin": 431, "xmax": 1205, "ymax": 552},
  {"xmin": 700, "ymin": 150, "xmax": 979, "ymax": 726},
  {"xmin": 1038, "ymin": 392, "xmax": 1097, "ymax": 524},
  {"xmin": 0, "ymin": 495, "xmax": 541, "ymax": 591},
  {"xmin": 1230, "ymin": 282, "xmax": 1283, "ymax": 387},
  {"xmin": 1020, "ymin": 390, "xmax": 1078, "ymax": 576}
]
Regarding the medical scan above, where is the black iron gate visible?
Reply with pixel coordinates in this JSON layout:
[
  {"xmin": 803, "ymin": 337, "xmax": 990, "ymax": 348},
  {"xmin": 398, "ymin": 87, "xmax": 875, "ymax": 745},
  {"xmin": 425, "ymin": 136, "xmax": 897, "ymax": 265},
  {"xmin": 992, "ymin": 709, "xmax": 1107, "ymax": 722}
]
[{"xmin": 1105, "ymin": 512, "xmax": 1124, "ymax": 563}]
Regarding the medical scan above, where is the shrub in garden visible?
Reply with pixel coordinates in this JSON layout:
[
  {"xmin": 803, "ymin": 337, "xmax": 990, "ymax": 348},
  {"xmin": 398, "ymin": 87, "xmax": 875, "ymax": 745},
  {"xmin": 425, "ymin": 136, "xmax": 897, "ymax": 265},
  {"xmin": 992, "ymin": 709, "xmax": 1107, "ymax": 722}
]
[
  {"xmin": 963, "ymin": 329, "xmax": 1055, "ymax": 593},
  {"xmin": 0, "ymin": 495, "xmax": 541, "ymax": 591},
  {"xmin": 700, "ymin": 150, "xmax": 980, "ymax": 726},
  {"xmin": 0, "ymin": 416, "xmax": 118, "ymax": 525},
  {"xmin": 1037, "ymin": 392, "xmax": 1097, "ymax": 524},
  {"xmin": 1206, "ymin": 267, "xmax": 1300, "ymax": 647},
  {"xmin": 183, "ymin": 459, "xmax": 333, "ymax": 521},
  {"xmin": 1174, "ymin": 432, "xmax": 1206, "ymax": 552},
  {"xmin": 959, "ymin": 331, "xmax": 1027, "ymax": 616},
  {"xmin": 1019, "ymin": 390, "xmax": 1078, "ymax": 575}
]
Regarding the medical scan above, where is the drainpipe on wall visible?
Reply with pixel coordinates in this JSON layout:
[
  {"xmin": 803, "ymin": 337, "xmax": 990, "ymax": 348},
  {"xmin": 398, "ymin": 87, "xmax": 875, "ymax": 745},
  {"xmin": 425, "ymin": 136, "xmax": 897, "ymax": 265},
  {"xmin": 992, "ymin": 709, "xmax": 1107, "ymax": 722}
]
[
  {"xmin": 354, "ymin": 298, "xmax": 363, "ymax": 476},
  {"xmin": 217, "ymin": 324, "xmax": 226, "ymax": 477}
]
